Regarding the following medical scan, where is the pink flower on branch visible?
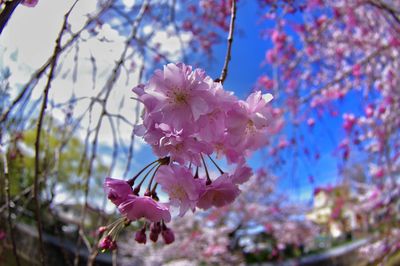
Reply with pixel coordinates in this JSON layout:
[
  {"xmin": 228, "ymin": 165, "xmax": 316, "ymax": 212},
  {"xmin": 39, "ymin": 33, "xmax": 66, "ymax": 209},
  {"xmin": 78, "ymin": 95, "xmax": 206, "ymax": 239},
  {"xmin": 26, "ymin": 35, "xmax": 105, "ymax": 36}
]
[
  {"xmin": 155, "ymin": 164, "xmax": 204, "ymax": 216},
  {"xmin": 226, "ymin": 91, "xmax": 273, "ymax": 153},
  {"xmin": 104, "ymin": 177, "xmax": 133, "ymax": 206},
  {"xmin": 140, "ymin": 63, "xmax": 214, "ymax": 128},
  {"xmin": 197, "ymin": 174, "xmax": 240, "ymax": 210},
  {"xmin": 104, "ymin": 62, "xmax": 274, "ymax": 246},
  {"xmin": 118, "ymin": 195, "xmax": 171, "ymax": 223}
]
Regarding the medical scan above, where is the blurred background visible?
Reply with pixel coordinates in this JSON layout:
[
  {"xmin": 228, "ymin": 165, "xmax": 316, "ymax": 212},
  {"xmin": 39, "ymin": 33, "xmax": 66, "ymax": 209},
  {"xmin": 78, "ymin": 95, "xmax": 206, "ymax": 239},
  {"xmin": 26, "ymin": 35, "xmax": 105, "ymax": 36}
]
[{"xmin": 0, "ymin": 0, "xmax": 399, "ymax": 265}]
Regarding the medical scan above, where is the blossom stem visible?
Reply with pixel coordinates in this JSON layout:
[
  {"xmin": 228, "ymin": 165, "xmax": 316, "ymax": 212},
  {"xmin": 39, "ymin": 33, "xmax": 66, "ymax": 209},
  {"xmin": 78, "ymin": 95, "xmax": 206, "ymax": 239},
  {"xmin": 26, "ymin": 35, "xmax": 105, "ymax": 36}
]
[
  {"xmin": 134, "ymin": 162, "xmax": 160, "ymax": 194},
  {"xmin": 207, "ymin": 155, "xmax": 224, "ymax": 175},
  {"xmin": 106, "ymin": 217, "xmax": 125, "ymax": 230},
  {"xmin": 128, "ymin": 159, "xmax": 160, "ymax": 186},
  {"xmin": 147, "ymin": 164, "xmax": 162, "ymax": 191},
  {"xmin": 151, "ymin": 182, "xmax": 158, "ymax": 196},
  {"xmin": 201, "ymin": 154, "xmax": 212, "ymax": 185},
  {"xmin": 107, "ymin": 218, "xmax": 125, "ymax": 239}
]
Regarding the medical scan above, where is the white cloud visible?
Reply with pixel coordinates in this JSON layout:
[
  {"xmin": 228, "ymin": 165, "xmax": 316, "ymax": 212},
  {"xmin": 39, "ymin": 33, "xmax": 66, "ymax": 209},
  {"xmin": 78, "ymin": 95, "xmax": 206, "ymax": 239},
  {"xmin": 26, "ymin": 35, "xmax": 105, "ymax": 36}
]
[
  {"xmin": 143, "ymin": 24, "xmax": 192, "ymax": 62},
  {"xmin": 0, "ymin": 0, "xmax": 144, "ymax": 171},
  {"xmin": 122, "ymin": 0, "xmax": 136, "ymax": 9}
]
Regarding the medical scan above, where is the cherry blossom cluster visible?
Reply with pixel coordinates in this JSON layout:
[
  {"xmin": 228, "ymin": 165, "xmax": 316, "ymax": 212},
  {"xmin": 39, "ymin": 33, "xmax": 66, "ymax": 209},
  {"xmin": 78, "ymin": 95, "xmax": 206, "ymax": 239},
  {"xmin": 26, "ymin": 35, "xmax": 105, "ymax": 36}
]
[{"xmin": 99, "ymin": 63, "xmax": 273, "ymax": 249}]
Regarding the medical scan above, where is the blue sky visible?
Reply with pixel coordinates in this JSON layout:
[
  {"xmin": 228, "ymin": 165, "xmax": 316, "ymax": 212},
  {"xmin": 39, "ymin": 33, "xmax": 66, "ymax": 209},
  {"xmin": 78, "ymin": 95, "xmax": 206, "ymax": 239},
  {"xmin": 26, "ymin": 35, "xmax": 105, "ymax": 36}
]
[{"xmin": 209, "ymin": 1, "xmax": 342, "ymax": 202}]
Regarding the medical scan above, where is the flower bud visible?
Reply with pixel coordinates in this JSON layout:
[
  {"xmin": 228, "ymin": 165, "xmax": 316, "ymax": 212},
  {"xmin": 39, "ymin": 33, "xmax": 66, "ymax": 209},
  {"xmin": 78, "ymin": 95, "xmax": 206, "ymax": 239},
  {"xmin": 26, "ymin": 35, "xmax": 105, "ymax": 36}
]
[
  {"xmin": 99, "ymin": 235, "xmax": 112, "ymax": 250},
  {"xmin": 135, "ymin": 228, "xmax": 147, "ymax": 244},
  {"xmin": 97, "ymin": 226, "xmax": 107, "ymax": 236},
  {"xmin": 149, "ymin": 222, "xmax": 161, "ymax": 242},
  {"xmin": 161, "ymin": 227, "xmax": 175, "ymax": 245}
]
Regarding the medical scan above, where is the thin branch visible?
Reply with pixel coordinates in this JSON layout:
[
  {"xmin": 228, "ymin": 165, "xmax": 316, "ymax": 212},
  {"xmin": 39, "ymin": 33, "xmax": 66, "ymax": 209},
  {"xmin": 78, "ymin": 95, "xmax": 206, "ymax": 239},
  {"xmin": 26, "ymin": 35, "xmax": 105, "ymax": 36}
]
[
  {"xmin": 216, "ymin": 0, "xmax": 237, "ymax": 84},
  {"xmin": 78, "ymin": 228, "xmax": 92, "ymax": 251},
  {"xmin": 123, "ymin": 62, "xmax": 145, "ymax": 177},
  {"xmin": 1, "ymin": 145, "xmax": 21, "ymax": 266},
  {"xmin": 81, "ymin": 2, "xmax": 150, "ymax": 265},
  {"xmin": 33, "ymin": 2, "xmax": 79, "ymax": 265},
  {"xmin": 367, "ymin": 0, "xmax": 400, "ymax": 25}
]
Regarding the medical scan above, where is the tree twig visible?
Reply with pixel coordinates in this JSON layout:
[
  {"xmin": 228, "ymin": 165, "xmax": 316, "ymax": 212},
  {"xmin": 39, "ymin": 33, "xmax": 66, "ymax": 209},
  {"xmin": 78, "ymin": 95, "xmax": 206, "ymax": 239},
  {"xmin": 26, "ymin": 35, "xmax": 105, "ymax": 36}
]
[
  {"xmin": 77, "ymin": 2, "xmax": 150, "ymax": 265},
  {"xmin": 0, "ymin": 0, "xmax": 22, "ymax": 34},
  {"xmin": 1, "ymin": 144, "xmax": 21, "ymax": 266},
  {"xmin": 367, "ymin": 0, "xmax": 400, "ymax": 26},
  {"xmin": 33, "ymin": 2, "xmax": 79, "ymax": 265},
  {"xmin": 216, "ymin": 0, "xmax": 237, "ymax": 84}
]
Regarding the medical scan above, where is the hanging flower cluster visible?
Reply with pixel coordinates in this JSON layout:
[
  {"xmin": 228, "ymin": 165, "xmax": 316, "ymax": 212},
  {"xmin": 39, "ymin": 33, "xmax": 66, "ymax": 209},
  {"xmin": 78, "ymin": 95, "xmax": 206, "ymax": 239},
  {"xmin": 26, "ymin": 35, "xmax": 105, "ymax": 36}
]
[{"xmin": 99, "ymin": 63, "xmax": 273, "ymax": 249}]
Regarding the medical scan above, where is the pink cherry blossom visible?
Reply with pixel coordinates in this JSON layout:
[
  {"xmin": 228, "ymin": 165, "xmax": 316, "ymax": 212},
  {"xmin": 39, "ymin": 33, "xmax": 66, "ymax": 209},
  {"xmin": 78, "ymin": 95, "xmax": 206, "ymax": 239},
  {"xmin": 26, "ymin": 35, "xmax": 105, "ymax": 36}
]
[
  {"xmin": 154, "ymin": 123, "xmax": 212, "ymax": 166},
  {"xmin": 155, "ymin": 164, "xmax": 204, "ymax": 216},
  {"xmin": 118, "ymin": 195, "xmax": 171, "ymax": 223},
  {"xmin": 196, "ymin": 81, "xmax": 237, "ymax": 144},
  {"xmin": 138, "ymin": 63, "xmax": 214, "ymax": 129},
  {"xmin": 257, "ymin": 75, "xmax": 274, "ymax": 90},
  {"xmin": 226, "ymin": 91, "xmax": 273, "ymax": 152},
  {"xmin": 197, "ymin": 174, "xmax": 240, "ymax": 210},
  {"xmin": 104, "ymin": 177, "xmax": 133, "ymax": 206},
  {"xmin": 230, "ymin": 164, "xmax": 253, "ymax": 185}
]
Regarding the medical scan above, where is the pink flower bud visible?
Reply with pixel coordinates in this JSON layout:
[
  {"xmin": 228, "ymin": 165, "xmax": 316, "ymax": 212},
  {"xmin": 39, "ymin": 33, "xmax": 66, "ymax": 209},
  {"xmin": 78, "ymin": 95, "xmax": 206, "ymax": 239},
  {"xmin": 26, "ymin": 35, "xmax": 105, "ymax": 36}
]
[
  {"xmin": 135, "ymin": 228, "xmax": 147, "ymax": 244},
  {"xmin": 99, "ymin": 236, "xmax": 112, "ymax": 250},
  {"xmin": 161, "ymin": 227, "xmax": 175, "ymax": 245},
  {"xmin": 97, "ymin": 226, "xmax": 107, "ymax": 236},
  {"xmin": 149, "ymin": 223, "xmax": 161, "ymax": 242}
]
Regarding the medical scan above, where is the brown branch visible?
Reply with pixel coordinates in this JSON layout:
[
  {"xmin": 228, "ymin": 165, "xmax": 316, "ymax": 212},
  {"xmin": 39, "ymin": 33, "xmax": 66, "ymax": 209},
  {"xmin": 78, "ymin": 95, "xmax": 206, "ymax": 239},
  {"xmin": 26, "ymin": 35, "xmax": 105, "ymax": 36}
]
[
  {"xmin": 78, "ymin": 228, "xmax": 92, "ymax": 251},
  {"xmin": 1, "ymin": 145, "xmax": 21, "ymax": 266},
  {"xmin": 216, "ymin": 0, "xmax": 237, "ymax": 84},
  {"xmin": 107, "ymin": 115, "xmax": 119, "ymax": 176},
  {"xmin": 123, "ymin": 62, "xmax": 145, "ymax": 177},
  {"xmin": 33, "ymin": 2, "xmax": 79, "ymax": 265},
  {"xmin": 367, "ymin": 0, "xmax": 400, "ymax": 26},
  {"xmin": 0, "ymin": 0, "xmax": 22, "ymax": 34},
  {"xmin": 0, "ymin": 183, "xmax": 31, "ymax": 213}
]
